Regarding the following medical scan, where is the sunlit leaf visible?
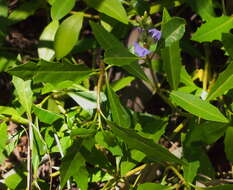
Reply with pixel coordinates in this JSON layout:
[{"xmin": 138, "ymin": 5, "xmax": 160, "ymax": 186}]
[
  {"xmin": 207, "ymin": 62, "xmax": 233, "ymax": 101},
  {"xmin": 54, "ymin": 13, "xmax": 84, "ymax": 59},
  {"xmin": 109, "ymin": 121, "xmax": 185, "ymax": 165},
  {"xmin": 38, "ymin": 20, "xmax": 59, "ymax": 61},
  {"xmin": 161, "ymin": 41, "xmax": 182, "ymax": 89},
  {"xmin": 106, "ymin": 84, "xmax": 131, "ymax": 128},
  {"xmin": 84, "ymin": 0, "xmax": 128, "ymax": 24},
  {"xmin": 162, "ymin": 17, "xmax": 185, "ymax": 47},
  {"xmin": 12, "ymin": 76, "xmax": 33, "ymax": 115},
  {"xmin": 192, "ymin": 16, "xmax": 233, "ymax": 42},
  {"xmin": 8, "ymin": 61, "xmax": 92, "ymax": 84},
  {"xmin": 137, "ymin": 183, "xmax": 172, "ymax": 190},
  {"xmin": 170, "ymin": 91, "xmax": 229, "ymax": 123},
  {"xmin": 224, "ymin": 127, "xmax": 233, "ymax": 163},
  {"xmin": 51, "ymin": 0, "xmax": 75, "ymax": 20},
  {"xmin": 33, "ymin": 105, "xmax": 63, "ymax": 124}
]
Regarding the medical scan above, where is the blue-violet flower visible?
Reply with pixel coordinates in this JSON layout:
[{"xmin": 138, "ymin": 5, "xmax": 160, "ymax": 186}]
[
  {"xmin": 134, "ymin": 42, "xmax": 151, "ymax": 57},
  {"xmin": 148, "ymin": 28, "xmax": 161, "ymax": 41}
]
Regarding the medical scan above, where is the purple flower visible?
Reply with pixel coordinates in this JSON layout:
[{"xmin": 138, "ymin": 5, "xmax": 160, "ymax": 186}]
[
  {"xmin": 134, "ymin": 42, "xmax": 151, "ymax": 57},
  {"xmin": 148, "ymin": 28, "xmax": 161, "ymax": 41}
]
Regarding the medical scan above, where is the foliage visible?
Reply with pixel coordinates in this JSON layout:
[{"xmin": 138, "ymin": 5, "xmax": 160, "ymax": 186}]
[{"xmin": 0, "ymin": 0, "xmax": 233, "ymax": 189}]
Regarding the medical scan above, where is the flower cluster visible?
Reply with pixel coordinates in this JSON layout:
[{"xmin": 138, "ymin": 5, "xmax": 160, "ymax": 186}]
[{"xmin": 133, "ymin": 28, "xmax": 161, "ymax": 57}]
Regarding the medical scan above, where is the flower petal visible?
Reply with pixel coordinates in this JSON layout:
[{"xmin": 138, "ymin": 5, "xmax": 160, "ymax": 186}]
[
  {"xmin": 148, "ymin": 28, "xmax": 161, "ymax": 41},
  {"xmin": 134, "ymin": 42, "xmax": 151, "ymax": 57}
]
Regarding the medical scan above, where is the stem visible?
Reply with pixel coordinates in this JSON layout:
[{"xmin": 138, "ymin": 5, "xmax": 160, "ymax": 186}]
[
  {"xmin": 165, "ymin": 165, "xmax": 187, "ymax": 186},
  {"xmin": 203, "ymin": 44, "xmax": 211, "ymax": 91},
  {"xmin": 222, "ymin": 0, "xmax": 227, "ymax": 15},
  {"xmin": 124, "ymin": 164, "xmax": 147, "ymax": 177},
  {"xmin": 54, "ymin": 133, "xmax": 71, "ymax": 189},
  {"xmin": 27, "ymin": 115, "xmax": 33, "ymax": 190}
]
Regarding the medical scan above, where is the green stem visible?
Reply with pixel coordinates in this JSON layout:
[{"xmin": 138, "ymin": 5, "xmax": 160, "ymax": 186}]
[
  {"xmin": 26, "ymin": 114, "xmax": 33, "ymax": 190},
  {"xmin": 222, "ymin": 0, "xmax": 227, "ymax": 15}
]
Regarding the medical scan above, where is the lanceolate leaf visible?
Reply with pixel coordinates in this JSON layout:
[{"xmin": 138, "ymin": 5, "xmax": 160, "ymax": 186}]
[
  {"xmin": 224, "ymin": 127, "xmax": 233, "ymax": 163},
  {"xmin": 170, "ymin": 91, "xmax": 229, "ymax": 123},
  {"xmin": 33, "ymin": 105, "xmax": 63, "ymax": 124},
  {"xmin": 0, "ymin": 122, "xmax": 8, "ymax": 151},
  {"xmin": 8, "ymin": 61, "xmax": 92, "ymax": 84},
  {"xmin": 109, "ymin": 121, "xmax": 185, "ymax": 165},
  {"xmin": 222, "ymin": 33, "xmax": 233, "ymax": 59},
  {"xmin": 186, "ymin": 0, "xmax": 215, "ymax": 21},
  {"xmin": 162, "ymin": 17, "xmax": 185, "ymax": 47},
  {"xmin": 12, "ymin": 76, "xmax": 33, "ymax": 115},
  {"xmin": 161, "ymin": 41, "xmax": 182, "ymax": 89},
  {"xmin": 0, "ymin": 106, "xmax": 28, "ymax": 124},
  {"xmin": 38, "ymin": 20, "xmax": 59, "ymax": 61},
  {"xmin": 137, "ymin": 183, "xmax": 172, "ymax": 190},
  {"xmin": 106, "ymin": 84, "xmax": 131, "ymax": 128},
  {"xmin": 54, "ymin": 13, "xmax": 84, "ymax": 59},
  {"xmin": 84, "ymin": 0, "xmax": 128, "ymax": 24},
  {"xmin": 192, "ymin": 16, "xmax": 233, "ymax": 43},
  {"xmin": 51, "ymin": 0, "xmax": 76, "ymax": 20},
  {"xmin": 104, "ymin": 47, "xmax": 139, "ymax": 66},
  {"xmin": 207, "ymin": 62, "xmax": 233, "ymax": 101},
  {"xmin": 90, "ymin": 21, "xmax": 149, "ymax": 81},
  {"xmin": 60, "ymin": 142, "xmax": 85, "ymax": 188},
  {"xmin": 201, "ymin": 184, "xmax": 233, "ymax": 190}
]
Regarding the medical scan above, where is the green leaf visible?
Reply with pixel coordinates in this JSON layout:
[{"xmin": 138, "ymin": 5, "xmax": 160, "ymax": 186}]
[
  {"xmin": 12, "ymin": 76, "xmax": 33, "ymax": 115},
  {"xmin": 71, "ymin": 128, "xmax": 97, "ymax": 138},
  {"xmin": 51, "ymin": 0, "xmax": 76, "ymax": 20},
  {"xmin": 90, "ymin": 21, "xmax": 137, "ymax": 66},
  {"xmin": 73, "ymin": 167, "xmax": 89, "ymax": 190},
  {"xmin": 207, "ymin": 62, "xmax": 233, "ymax": 100},
  {"xmin": 90, "ymin": 21, "xmax": 148, "ymax": 81},
  {"xmin": 161, "ymin": 41, "xmax": 182, "ymax": 89},
  {"xmin": 186, "ymin": 0, "xmax": 215, "ymax": 21},
  {"xmin": 68, "ymin": 91, "xmax": 106, "ymax": 110},
  {"xmin": 38, "ymin": 20, "xmax": 59, "ymax": 61},
  {"xmin": 0, "ymin": 0, "xmax": 8, "ymax": 17},
  {"xmin": 162, "ymin": 17, "xmax": 185, "ymax": 47},
  {"xmin": 111, "ymin": 76, "xmax": 135, "ymax": 91},
  {"xmin": 60, "ymin": 142, "xmax": 85, "ymax": 188},
  {"xmin": 200, "ymin": 121, "xmax": 228, "ymax": 144},
  {"xmin": 0, "ymin": 106, "xmax": 28, "ymax": 124},
  {"xmin": 8, "ymin": 0, "xmax": 43, "ymax": 24},
  {"xmin": 224, "ymin": 127, "xmax": 233, "ymax": 163},
  {"xmin": 8, "ymin": 61, "xmax": 92, "ymax": 84},
  {"xmin": 120, "ymin": 161, "xmax": 135, "ymax": 176},
  {"xmin": 4, "ymin": 172, "xmax": 22, "ymax": 190},
  {"xmin": 54, "ymin": 13, "xmax": 84, "ymax": 59},
  {"xmin": 184, "ymin": 121, "xmax": 228, "ymax": 148},
  {"xmin": 192, "ymin": 16, "xmax": 233, "ymax": 43},
  {"xmin": 180, "ymin": 66, "xmax": 196, "ymax": 87},
  {"xmin": 135, "ymin": 113, "xmax": 167, "ymax": 143},
  {"xmin": 104, "ymin": 48, "xmax": 139, "ymax": 66},
  {"xmin": 222, "ymin": 33, "xmax": 233, "ymax": 58},
  {"xmin": 170, "ymin": 91, "xmax": 229, "ymax": 123},
  {"xmin": 137, "ymin": 182, "xmax": 172, "ymax": 190},
  {"xmin": 106, "ymin": 84, "xmax": 131, "ymax": 128},
  {"xmin": 95, "ymin": 131, "xmax": 123, "ymax": 156},
  {"xmin": 183, "ymin": 161, "xmax": 200, "ymax": 184},
  {"xmin": 84, "ymin": 0, "xmax": 128, "ymax": 24},
  {"xmin": 0, "ymin": 122, "xmax": 8, "ymax": 151},
  {"xmin": 109, "ymin": 121, "xmax": 185, "ymax": 165},
  {"xmin": 33, "ymin": 105, "xmax": 63, "ymax": 124},
  {"xmin": 201, "ymin": 184, "xmax": 233, "ymax": 190},
  {"xmin": 32, "ymin": 124, "xmax": 47, "ymax": 155}
]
